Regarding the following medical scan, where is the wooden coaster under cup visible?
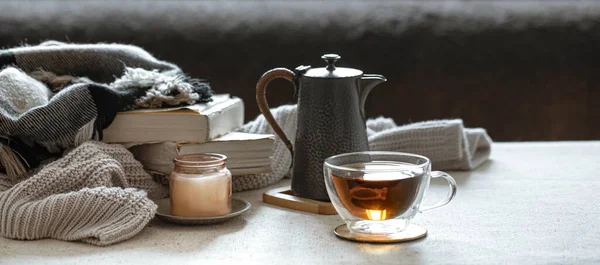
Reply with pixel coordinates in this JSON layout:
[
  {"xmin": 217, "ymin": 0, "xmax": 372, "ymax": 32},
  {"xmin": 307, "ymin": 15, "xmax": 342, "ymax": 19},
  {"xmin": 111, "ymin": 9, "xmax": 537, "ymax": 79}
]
[
  {"xmin": 334, "ymin": 224, "xmax": 427, "ymax": 243},
  {"xmin": 263, "ymin": 186, "xmax": 337, "ymax": 215}
]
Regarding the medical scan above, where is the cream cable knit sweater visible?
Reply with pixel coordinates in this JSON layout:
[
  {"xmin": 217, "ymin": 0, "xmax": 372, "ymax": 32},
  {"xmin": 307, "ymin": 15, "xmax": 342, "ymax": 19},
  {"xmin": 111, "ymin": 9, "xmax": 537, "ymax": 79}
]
[
  {"xmin": 233, "ymin": 104, "xmax": 492, "ymax": 192},
  {"xmin": 0, "ymin": 141, "xmax": 168, "ymax": 246}
]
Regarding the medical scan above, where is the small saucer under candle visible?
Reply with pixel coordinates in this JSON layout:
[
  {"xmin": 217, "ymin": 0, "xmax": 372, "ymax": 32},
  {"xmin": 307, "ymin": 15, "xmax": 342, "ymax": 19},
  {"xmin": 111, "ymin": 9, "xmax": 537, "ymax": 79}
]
[
  {"xmin": 334, "ymin": 224, "xmax": 427, "ymax": 243},
  {"xmin": 155, "ymin": 198, "xmax": 251, "ymax": 225}
]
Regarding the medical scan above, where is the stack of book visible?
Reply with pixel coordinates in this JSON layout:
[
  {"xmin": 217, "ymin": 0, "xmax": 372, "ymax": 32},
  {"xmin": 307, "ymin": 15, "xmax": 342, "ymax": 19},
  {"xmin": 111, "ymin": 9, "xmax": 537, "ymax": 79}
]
[{"xmin": 102, "ymin": 94, "xmax": 274, "ymax": 176}]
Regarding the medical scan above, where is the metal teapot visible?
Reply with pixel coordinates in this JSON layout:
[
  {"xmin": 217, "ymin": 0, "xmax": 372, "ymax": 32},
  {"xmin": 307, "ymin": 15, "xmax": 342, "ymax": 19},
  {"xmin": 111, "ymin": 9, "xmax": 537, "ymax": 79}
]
[{"xmin": 256, "ymin": 54, "xmax": 386, "ymax": 201}]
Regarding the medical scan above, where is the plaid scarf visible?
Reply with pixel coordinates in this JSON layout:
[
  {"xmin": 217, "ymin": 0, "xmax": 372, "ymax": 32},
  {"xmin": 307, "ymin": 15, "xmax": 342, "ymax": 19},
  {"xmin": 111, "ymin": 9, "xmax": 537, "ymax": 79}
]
[{"xmin": 0, "ymin": 41, "xmax": 212, "ymax": 182}]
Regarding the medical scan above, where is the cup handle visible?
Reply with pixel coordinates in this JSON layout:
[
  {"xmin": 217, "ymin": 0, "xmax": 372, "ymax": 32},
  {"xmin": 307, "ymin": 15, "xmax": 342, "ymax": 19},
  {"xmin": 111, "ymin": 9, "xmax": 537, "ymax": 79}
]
[
  {"xmin": 256, "ymin": 68, "xmax": 296, "ymax": 165},
  {"xmin": 420, "ymin": 171, "xmax": 457, "ymax": 212}
]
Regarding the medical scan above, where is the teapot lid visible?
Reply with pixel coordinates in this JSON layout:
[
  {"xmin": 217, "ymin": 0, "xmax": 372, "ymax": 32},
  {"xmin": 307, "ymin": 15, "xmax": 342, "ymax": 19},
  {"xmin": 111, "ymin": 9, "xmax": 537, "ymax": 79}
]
[{"xmin": 301, "ymin": 54, "xmax": 363, "ymax": 78}]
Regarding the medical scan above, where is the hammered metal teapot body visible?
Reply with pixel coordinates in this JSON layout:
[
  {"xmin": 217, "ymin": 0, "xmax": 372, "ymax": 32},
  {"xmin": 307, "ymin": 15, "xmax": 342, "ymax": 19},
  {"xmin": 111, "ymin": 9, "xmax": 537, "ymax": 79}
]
[{"xmin": 256, "ymin": 54, "xmax": 386, "ymax": 201}]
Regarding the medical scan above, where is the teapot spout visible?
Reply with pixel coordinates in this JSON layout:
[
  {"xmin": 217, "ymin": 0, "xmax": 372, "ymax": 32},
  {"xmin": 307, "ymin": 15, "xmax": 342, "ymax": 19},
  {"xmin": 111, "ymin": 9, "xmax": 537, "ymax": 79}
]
[{"xmin": 359, "ymin": 74, "xmax": 387, "ymax": 119}]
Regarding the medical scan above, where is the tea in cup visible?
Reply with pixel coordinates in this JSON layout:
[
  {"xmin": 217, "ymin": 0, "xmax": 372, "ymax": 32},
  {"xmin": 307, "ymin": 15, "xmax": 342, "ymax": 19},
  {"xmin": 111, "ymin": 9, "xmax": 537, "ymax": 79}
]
[{"xmin": 324, "ymin": 151, "xmax": 456, "ymax": 238}]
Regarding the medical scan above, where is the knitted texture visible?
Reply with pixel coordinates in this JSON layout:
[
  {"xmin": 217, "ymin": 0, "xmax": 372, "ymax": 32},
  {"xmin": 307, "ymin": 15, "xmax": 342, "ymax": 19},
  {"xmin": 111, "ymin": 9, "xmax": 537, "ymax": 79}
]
[
  {"xmin": 0, "ymin": 141, "xmax": 168, "ymax": 246},
  {"xmin": 234, "ymin": 104, "xmax": 492, "ymax": 191},
  {"xmin": 232, "ymin": 105, "xmax": 297, "ymax": 192},
  {"xmin": 366, "ymin": 117, "xmax": 492, "ymax": 170}
]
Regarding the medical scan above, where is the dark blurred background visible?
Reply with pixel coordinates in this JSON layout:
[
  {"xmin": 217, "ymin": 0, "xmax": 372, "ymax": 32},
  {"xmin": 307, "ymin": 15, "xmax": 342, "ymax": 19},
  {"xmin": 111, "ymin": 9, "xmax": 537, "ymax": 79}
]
[{"xmin": 1, "ymin": 1, "xmax": 598, "ymax": 141}]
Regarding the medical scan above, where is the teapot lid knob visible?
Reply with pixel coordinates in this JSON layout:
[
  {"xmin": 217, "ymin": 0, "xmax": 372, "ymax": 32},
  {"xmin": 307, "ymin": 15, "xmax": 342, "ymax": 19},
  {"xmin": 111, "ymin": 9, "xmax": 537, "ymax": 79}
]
[
  {"xmin": 322, "ymin": 54, "xmax": 341, "ymax": 71},
  {"xmin": 302, "ymin": 54, "xmax": 361, "ymax": 78}
]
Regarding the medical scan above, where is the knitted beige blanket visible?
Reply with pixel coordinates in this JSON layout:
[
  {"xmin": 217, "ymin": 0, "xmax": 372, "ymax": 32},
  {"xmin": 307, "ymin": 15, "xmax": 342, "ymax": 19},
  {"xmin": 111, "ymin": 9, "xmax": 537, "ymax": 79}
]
[{"xmin": 0, "ymin": 141, "xmax": 168, "ymax": 246}]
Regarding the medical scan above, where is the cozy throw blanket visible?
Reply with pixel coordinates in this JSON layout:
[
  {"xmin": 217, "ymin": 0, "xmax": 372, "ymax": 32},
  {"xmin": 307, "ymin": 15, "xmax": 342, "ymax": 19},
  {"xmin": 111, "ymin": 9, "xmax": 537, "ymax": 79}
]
[{"xmin": 0, "ymin": 41, "xmax": 212, "ymax": 183}]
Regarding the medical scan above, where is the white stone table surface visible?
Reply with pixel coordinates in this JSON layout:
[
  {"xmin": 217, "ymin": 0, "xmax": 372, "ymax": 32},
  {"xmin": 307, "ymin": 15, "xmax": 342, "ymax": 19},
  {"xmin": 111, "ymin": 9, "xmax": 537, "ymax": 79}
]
[{"xmin": 0, "ymin": 142, "xmax": 599, "ymax": 265}]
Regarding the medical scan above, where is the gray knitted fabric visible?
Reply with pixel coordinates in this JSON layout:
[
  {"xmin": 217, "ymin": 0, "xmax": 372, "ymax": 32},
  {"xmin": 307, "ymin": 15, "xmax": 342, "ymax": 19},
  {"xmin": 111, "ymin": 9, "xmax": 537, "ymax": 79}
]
[
  {"xmin": 0, "ymin": 141, "xmax": 168, "ymax": 246},
  {"xmin": 233, "ymin": 104, "xmax": 492, "ymax": 192}
]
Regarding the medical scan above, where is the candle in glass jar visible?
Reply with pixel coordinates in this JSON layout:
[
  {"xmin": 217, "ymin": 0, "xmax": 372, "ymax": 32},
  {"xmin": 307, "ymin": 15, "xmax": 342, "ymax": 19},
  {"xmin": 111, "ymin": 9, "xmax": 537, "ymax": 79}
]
[{"xmin": 169, "ymin": 154, "xmax": 232, "ymax": 217}]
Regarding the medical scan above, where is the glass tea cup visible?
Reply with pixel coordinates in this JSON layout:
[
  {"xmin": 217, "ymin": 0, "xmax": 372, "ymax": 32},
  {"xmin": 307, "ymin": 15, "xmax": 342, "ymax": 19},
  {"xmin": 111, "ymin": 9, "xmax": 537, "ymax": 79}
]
[{"xmin": 324, "ymin": 151, "xmax": 456, "ymax": 237}]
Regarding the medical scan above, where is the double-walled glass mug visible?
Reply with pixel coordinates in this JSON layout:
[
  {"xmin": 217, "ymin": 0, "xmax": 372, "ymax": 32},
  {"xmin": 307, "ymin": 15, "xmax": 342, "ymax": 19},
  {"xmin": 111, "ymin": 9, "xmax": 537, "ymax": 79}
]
[{"xmin": 324, "ymin": 151, "xmax": 456, "ymax": 237}]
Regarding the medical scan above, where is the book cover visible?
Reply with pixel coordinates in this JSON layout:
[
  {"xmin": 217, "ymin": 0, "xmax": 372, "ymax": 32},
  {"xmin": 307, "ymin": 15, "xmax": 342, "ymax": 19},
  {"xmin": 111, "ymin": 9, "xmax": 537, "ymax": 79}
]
[{"xmin": 103, "ymin": 94, "xmax": 244, "ymax": 143}]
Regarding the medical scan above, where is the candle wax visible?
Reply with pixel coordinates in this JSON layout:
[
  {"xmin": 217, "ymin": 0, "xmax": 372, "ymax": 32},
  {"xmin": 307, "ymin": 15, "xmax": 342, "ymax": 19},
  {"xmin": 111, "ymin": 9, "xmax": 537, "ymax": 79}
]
[{"xmin": 170, "ymin": 171, "xmax": 232, "ymax": 217}]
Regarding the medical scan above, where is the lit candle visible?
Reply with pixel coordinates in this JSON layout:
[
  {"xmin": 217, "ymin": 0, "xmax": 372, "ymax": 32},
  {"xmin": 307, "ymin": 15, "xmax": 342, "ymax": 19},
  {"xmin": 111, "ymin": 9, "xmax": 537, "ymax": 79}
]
[{"xmin": 169, "ymin": 154, "xmax": 232, "ymax": 217}]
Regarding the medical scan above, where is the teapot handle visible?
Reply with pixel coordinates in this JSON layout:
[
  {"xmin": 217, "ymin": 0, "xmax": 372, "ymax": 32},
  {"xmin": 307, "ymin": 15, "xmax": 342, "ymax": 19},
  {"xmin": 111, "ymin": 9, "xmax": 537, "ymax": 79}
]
[{"xmin": 256, "ymin": 68, "xmax": 296, "ymax": 165}]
